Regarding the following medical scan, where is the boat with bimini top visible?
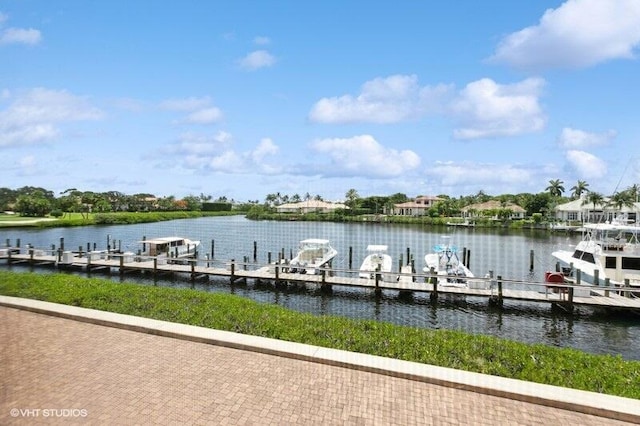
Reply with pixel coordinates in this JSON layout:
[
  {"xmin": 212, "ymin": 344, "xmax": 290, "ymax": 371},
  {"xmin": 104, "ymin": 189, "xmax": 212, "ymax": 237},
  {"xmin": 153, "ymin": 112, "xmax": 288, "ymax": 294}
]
[{"xmin": 288, "ymin": 238, "xmax": 338, "ymax": 275}]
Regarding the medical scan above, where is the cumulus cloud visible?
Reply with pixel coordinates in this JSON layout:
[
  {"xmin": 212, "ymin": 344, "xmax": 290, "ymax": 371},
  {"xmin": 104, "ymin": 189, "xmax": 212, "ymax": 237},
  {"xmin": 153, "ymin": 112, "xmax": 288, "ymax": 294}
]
[
  {"xmin": 310, "ymin": 135, "xmax": 420, "ymax": 178},
  {"xmin": 0, "ymin": 88, "xmax": 103, "ymax": 147},
  {"xmin": 450, "ymin": 77, "xmax": 546, "ymax": 139},
  {"xmin": 159, "ymin": 96, "xmax": 212, "ymax": 111},
  {"xmin": 159, "ymin": 96, "xmax": 223, "ymax": 124},
  {"xmin": 184, "ymin": 107, "xmax": 223, "ymax": 124},
  {"xmin": 426, "ymin": 161, "xmax": 534, "ymax": 187},
  {"xmin": 309, "ymin": 74, "xmax": 452, "ymax": 124},
  {"xmin": 164, "ymin": 132, "xmax": 281, "ymax": 175},
  {"xmin": 0, "ymin": 27, "xmax": 41, "ymax": 45},
  {"xmin": 0, "ymin": 13, "xmax": 42, "ymax": 45},
  {"xmin": 566, "ymin": 150, "xmax": 607, "ymax": 179},
  {"xmin": 557, "ymin": 127, "xmax": 616, "ymax": 148},
  {"xmin": 489, "ymin": 0, "xmax": 640, "ymax": 71},
  {"xmin": 253, "ymin": 36, "xmax": 270, "ymax": 45},
  {"xmin": 238, "ymin": 50, "xmax": 276, "ymax": 70}
]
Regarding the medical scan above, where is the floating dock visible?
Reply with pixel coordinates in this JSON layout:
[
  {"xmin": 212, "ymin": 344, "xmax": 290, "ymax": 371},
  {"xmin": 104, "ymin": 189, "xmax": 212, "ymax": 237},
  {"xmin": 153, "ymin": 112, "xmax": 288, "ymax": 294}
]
[{"xmin": 2, "ymin": 246, "xmax": 640, "ymax": 314}]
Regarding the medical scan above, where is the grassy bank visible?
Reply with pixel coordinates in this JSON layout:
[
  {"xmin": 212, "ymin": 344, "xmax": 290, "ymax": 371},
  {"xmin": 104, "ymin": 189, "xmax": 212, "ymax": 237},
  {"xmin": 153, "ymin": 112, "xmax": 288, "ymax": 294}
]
[
  {"xmin": 1, "ymin": 271, "xmax": 638, "ymax": 398},
  {"xmin": 0, "ymin": 211, "xmax": 237, "ymax": 228}
]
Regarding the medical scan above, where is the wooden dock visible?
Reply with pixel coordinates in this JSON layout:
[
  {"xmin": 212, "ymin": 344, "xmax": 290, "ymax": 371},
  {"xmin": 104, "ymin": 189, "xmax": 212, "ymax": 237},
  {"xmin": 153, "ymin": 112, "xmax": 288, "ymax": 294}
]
[{"xmin": 2, "ymin": 247, "xmax": 640, "ymax": 314}]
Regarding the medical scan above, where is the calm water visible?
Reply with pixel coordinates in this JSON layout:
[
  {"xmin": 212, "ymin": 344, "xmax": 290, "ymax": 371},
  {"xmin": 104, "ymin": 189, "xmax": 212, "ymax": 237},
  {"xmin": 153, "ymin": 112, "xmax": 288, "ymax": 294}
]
[{"xmin": 3, "ymin": 216, "xmax": 639, "ymax": 360}]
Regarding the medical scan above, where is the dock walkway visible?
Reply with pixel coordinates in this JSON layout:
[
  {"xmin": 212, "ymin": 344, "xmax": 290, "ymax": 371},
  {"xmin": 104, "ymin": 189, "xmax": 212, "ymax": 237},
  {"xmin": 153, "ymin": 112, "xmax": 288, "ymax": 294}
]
[{"xmin": 3, "ymin": 248, "xmax": 640, "ymax": 313}]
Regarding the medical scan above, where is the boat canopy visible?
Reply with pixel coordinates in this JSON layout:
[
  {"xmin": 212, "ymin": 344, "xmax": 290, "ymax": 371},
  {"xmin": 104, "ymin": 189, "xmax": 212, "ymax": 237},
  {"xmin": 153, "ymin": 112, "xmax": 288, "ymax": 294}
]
[{"xmin": 366, "ymin": 245, "xmax": 388, "ymax": 252}]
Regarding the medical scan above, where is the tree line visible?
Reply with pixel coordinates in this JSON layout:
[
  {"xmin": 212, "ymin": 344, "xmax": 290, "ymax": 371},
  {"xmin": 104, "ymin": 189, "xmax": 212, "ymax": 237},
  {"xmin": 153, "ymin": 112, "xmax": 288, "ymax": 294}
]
[{"xmin": 2, "ymin": 179, "xmax": 638, "ymax": 218}]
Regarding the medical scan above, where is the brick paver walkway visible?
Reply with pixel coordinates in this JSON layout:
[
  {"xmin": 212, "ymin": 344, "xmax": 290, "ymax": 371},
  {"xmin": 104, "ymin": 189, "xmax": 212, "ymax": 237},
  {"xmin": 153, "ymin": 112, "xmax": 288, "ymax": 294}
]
[{"xmin": 0, "ymin": 307, "xmax": 633, "ymax": 425}]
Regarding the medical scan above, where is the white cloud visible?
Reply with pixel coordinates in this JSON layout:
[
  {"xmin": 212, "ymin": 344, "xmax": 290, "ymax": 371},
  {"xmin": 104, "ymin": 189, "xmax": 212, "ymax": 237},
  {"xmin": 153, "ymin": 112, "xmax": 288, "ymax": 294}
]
[
  {"xmin": 426, "ymin": 161, "xmax": 534, "ymax": 187},
  {"xmin": 159, "ymin": 96, "xmax": 212, "ymax": 111},
  {"xmin": 184, "ymin": 107, "xmax": 223, "ymax": 124},
  {"xmin": 557, "ymin": 127, "xmax": 616, "ymax": 148},
  {"xmin": 309, "ymin": 74, "xmax": 452, "ymax": 124},
  {"xmin": 0, "ymin": 13, "xmax": 7, "ymax": 26},
  {"xmin": 310, "ymin": 134, "xmax": 420, "ymax": 178},
  {"xmin": 238, "ymin": 50, "xmax": 276, "ymax": 70},
  {"xmin": 450, "ymin": 77, "xmax": 546, "ymax": 139},
  {"xmin": 566, "ymin": 150, "xmax": 607, "ymax": 179},
  {"xmin": 0, "ymin": 88, "xmax": 103, "ymax": 147},
  {"xmin": 159, "ymin": 96, "xmax": 223, "ymax": 125},
  {"xmin": 0, "ymin": 27, "xmax": 41, "ymax": 45},
  {"xmin": 164, "ymin": 132, "xmax": 280, "ymax": 175},
  {"xmin": 490, "ymin": 0, "xmax": 640, "ymax": 71},
  {"xmin": 254, "ymin": 36, "xmax": 270, "ymax": 45},
  {"xmin": 251, "ymin": 138, "xmax": 278, "ymax": 163},
  {"xmin": 17, "ymin": 155, "xmax": 37, "ymax": 175}
]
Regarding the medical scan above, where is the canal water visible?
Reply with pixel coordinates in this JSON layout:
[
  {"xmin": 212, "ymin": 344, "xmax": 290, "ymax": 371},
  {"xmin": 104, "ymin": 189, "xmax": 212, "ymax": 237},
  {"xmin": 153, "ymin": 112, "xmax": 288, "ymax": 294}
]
[{"xmin": 2, "ymin": 216, "xmax": 639, "ymax": 360}]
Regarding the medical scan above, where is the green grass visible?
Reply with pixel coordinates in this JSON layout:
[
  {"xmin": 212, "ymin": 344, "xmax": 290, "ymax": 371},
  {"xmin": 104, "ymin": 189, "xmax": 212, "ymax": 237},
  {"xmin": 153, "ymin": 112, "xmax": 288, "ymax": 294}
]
[{"xmin": 1, "ymin": 270, "xmax": 639, "ymax": 399}]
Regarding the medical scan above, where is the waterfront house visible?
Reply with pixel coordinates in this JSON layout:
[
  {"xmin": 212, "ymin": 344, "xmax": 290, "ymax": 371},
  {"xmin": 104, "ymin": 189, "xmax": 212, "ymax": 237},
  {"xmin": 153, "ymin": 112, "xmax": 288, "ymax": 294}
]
[
  {"xmin": 553, "ymin": 197, "xmax": 639, "ymax": 223},
  {"xmin": 275, "ymin": 200, "xmax": 348, "ymax": 214},
  {"xmin": 460, "ymin": 200, "xmax": 526, "ymax": 220},
  {"xmin": 391, "ymin": 196, "xmax": 443, "ymax": 216}
]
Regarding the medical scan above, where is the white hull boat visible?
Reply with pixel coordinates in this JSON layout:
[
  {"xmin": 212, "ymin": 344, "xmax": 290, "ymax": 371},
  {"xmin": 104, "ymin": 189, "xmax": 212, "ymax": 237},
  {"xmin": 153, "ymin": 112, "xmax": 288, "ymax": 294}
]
[
  {"xmin": 359, "ymin": 245, "xmax": 394, "ymax": 281},
  {"xmin": 423, "ymin": 237, "xmax": 480, "ymax": 288},
  {"xmin": 552, "ymin": 222, "xmax": 640, "ymax": 290},
  {"xmin": 289, "ymin": 238, "xmax": 337, "ymax": 274},
  {"xmin": 139, "ymin": 237, "xmax": 200, "ymax": 262}
]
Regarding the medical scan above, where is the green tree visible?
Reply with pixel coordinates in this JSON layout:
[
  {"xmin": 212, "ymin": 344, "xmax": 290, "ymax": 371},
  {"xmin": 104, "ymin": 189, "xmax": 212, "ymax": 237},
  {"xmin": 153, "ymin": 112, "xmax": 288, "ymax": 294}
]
[
  {"xmin": 344, "ymin": 189, "xmax": 360, "ymax": 212},
  {"xmin": 15, "ymin": 191, "xmax": 52, "ymax": 217},
  {"xmin": 570, "ymin": 180, "xmax": 589, "ymax": 199},
  {"xmin": 545, "ymin": 179, "xmax": 565, "ymax": 198},
  {"xmin": 582, "ymin": 191, "xmax": 605, "ymax": 222}
]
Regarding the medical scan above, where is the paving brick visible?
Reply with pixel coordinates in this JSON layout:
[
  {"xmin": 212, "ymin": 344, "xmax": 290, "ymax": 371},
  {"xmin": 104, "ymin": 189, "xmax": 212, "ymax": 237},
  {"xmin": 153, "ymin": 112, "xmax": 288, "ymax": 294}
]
[{"xmin": 0, "ymin": 307, "xmax": 633, "ymax": 425}]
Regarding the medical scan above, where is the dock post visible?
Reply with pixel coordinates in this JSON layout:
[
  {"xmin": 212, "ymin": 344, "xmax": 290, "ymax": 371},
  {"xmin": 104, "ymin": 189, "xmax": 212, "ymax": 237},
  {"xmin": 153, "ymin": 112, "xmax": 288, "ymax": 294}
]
[
  {"xmin": 230, "ymin": 259, "xmax": 235, "ymax": 284},
  {"xmin": 87, "ymin": 253, "xmax": 91, "ymax": 272},
  {"xmin": 594, "ymin": 269, "xmax": 600, "ymax": 286},
  {"xmin": 268, "ymin": 252, "xmax": 272, "ymax": 264},
  {"xmin": 119, "ymin": 255, "xmax": 124, "ymax": 275},
  {"xmin": 78, "ymin": 246, "xmax": 83, "ymax": 258},
  {"xmin": 253, "ymin": 241, "xmax": 257, "ymax": 262},
  {"xmin": 274, "ymin": 263, "xmax": 279, "ymax": 285},
  {"xmin": 429, "ymin": 267, "xmax": 438, "ymax": 302},
  {"xmin": 243, "ymin": 256, "xmax": 248, "ymax": 271},
  {"xmin": 142, "ymin": 236, "xmax": 146, "ymax": 253},
  {"xmin": 320, "ymin": 269, "xmax": 331, "ymax": 293},
  {"xmin": 466, "ymin": 249, "xmax": 471, "ymax": 270},
  {"xmin": 576, "ymin": 269, "xmax": 581, "ymax": 285},
  {"xmin": 555, "ymin": 262, "xmax": 560, "ymax": 272},
  {"xmin": 624, "ymin": 278, "xmax": 630, "ymax": 297},
  {"xmin": 489, "ymin": 274, "xmax": 503, "ymax": 307},
  {"xmin": 529, "ymin": 250, "xmax": 534, "ymax": 271},
  {"xmin": 5, "ymin": 238, "xmax": 9, "ymax": 248},
  {"xmin": 406, "ymin": 247, "xmax": 410, "ymax": 265},
  {"xmin": 566, "ymin": 286, "xmax": 574, "ymax": 312},
  {"xmin": 16, "ymin": 238, "xmax": 20, "ymax": 248},
  {"xmin": 191, "ymin": 260, "xmax": 196, "ymax": 281},
  {"xmin": 604, "ymin": 278, "xmax": 610, "ymax": 297},
  {"xmin": 60, "ymin": 237, "xmax": 65, "ymax": 251},
  {"xmin": 211, "ymin": 239, "xmax": 215, "ymax": 259},
  {"xmin": 374, "ymin": 265, "xmax": 382, "ymax": 296},
  {"xmin": 7, "ymin": 247, "xmax": 11, "ymax": 263},
  {"xmin": 348, "ymin": 246, "xmax": 353, "ymax": 269},
  {"xmin": 29, "ymin": 247, "xmax": 34, "ymax": 264},
  {"xmin": 153, "ymin": 258, "xmax": 158, "ymax": 276}
]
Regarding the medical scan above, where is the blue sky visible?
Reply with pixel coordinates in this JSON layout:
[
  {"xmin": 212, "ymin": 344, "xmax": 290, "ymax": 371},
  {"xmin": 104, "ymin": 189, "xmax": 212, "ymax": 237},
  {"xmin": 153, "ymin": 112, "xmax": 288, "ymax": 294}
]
[{"xmin": 1, "ymin": 0, "xmax": 640, "ymax": 202}]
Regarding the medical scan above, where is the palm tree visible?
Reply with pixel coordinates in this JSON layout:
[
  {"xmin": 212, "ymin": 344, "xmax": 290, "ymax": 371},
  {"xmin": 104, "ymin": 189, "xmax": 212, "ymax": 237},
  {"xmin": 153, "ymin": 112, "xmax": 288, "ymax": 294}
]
[
  {"xmin": 344, "ymin": 189, "xmax": 360, "ymax": 212},
  {"xmin": 546, "ymin": 179, "xmax": 565, "ymax": 198},
  {"xmin": 570, "ymin": 180, "xmax": 589, "ymax": 199},
  {"xmin": 581, "ymin": 191, "xmax": 604, "ymax": 223},
  {"xmin": 607, "ymin": 192, "xmax": 635, "ymax": 222}
]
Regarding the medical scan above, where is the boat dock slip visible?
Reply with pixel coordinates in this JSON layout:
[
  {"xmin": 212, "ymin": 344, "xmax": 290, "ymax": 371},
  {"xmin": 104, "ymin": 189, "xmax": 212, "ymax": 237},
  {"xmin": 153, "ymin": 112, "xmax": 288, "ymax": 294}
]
[{"xmin": 3, "ymin": 247, "xmax": 640, "ymax": 314}]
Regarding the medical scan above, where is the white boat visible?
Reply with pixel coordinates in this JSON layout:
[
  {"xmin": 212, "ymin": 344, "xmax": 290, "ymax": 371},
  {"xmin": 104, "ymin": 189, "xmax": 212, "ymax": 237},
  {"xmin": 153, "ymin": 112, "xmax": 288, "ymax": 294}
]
[
  {"xmin": 359, "ymin": 245, "xmax": 393, "ymax": 280},
  {"xmin": 289, "ymin": 238, "xmax": 337, "ymax": 274},
  {"xmin": 551, "ymin": 222, "xmax": 640, "ymax": 289},
  {"xmin": 139, "ymin": 237, "xmax": 201, "ymax": 260},
  {"xmin": 423, "ymin": 237, "xmax": 475, "ymax": 288}
]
